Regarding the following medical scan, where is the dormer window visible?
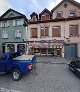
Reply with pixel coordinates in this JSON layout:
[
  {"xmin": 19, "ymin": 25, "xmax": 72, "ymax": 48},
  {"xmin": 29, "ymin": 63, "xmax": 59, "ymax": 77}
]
[
  {"xmin": 30, "ymin": 12, "xmax": 38, "ymax": 21},
  {"xmin": 32, "ymin": 16, "xmax": 37, "ymax": 21},
  {"xmin": 41, "ymin": 14, "xmax": 50, "ymax": 20},
  {"xmin": 70, "ymin": 11, "xmax": 76, "ymax": 17},
  {"xmin": 56, "ymin": 11, "xmax": 63, "ymax": 18}
]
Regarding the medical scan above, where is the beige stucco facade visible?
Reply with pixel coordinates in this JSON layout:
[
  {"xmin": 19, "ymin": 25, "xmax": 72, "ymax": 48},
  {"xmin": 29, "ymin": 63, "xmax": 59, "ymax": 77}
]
[
  {"xmin": 27, "ymin": 0, "xmax": 80, "ymax": 58},
  {"xmin": 53, "ymin": 1, "xmax": 80, "ymax": 19}
]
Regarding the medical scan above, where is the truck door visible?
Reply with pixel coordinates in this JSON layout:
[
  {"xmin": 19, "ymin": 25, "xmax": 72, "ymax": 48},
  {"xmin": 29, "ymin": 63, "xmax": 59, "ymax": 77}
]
[{"xmin": 0, "ymin": 55, "xmax": 6, "ymax": 72}]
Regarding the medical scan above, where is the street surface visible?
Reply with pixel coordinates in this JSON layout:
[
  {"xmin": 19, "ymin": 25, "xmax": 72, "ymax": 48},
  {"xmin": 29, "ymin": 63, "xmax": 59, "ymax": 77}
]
[{"xmin": 0, "ymin": 56, "xmax": 80, "ymax": 92}]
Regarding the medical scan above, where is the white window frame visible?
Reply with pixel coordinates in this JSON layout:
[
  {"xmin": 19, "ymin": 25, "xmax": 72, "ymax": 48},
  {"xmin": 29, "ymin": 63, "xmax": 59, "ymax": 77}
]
[
  {"xmin": 13, "ymin": 19, "xmax": 23, "ymax": 26},
  {"xmin": 70, "ymin": 11, "xmax": 76, "ymax": 17},
  {"xmin": 15, "ymin": 30, "xmax": 21, "ymax": 38},
  {"xmin": 0, "ymin": 21, "xmax": 10, "ymax": 28},
  {"xmin": 2, "ymin": 31, "xmax": 8, "ymax": 39}
]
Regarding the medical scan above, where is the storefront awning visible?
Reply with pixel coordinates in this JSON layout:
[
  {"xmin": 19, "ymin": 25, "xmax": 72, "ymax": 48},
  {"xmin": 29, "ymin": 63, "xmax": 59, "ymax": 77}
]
[{"xmin": 28, "ymin": 40, "xmax": 64, "ymax": 48}]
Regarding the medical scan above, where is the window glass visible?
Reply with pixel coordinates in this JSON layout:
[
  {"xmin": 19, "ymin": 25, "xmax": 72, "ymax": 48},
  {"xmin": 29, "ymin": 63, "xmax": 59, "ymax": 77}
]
[
  {"xmin": 70, "ymin": 11, "xmax": 76, "ymax": 16},
  {"xmin": 0, "ymin": 55, "xmax": 6, "ymax": 61}
]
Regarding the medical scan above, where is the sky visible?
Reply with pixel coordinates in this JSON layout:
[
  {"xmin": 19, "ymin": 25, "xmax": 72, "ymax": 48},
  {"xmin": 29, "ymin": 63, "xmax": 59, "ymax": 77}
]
[{"xmin": 0, "ymin": 0, "xmax": 80, "ymax": 19}]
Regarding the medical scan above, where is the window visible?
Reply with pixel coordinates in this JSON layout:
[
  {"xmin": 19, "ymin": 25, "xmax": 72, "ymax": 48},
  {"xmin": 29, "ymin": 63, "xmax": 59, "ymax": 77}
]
[
  {"xmin": 32, "ymin": 16, "xmax": 37, "ymax": 21},
  {"xmin": 0, "ymin": 21, "xmax": 9, "ymax": 28},
  {"xmin": 52, "ymin": 26, "xmax": 61, "ymax": 37},
  {"xmin": 15, "ymin": 30, "xmax": 21, "ymax": 38},
  {"xmin": 70, "ymin": 11, "xmax": 76, "ymax": 17},
  {"xmin": 2, "ymin": 31, "xmax": 8, "ymax": 38},
  {"xmin": 13, "ymin": 19, "xmax": 23, "ymax": 26},
  {"xmin": 41, "ymin": 27, "xmax": 49, "ymax": 37},
  {"xmin": 56, "ymin": 12, "xmax": 63, "ymax": 18},
  {"xmin": 41, "ymin": 48, "xmax": 46, "ymax": 54},
  {"xmin": 31, "ymin": 28, "xmax": 37, "ymax": 38},
  {"xmin": 17, "ymin": 44, "xmax": 25, "ymax": 52},
  {"xmin": 0, "ymin": 55, "xmax": 6, "ymax": 61},
  {"xmin": 78, "ymin": 10, "xmax": 80, "ymax": 16},
  {"xmin": 7, "ymin": 44, "xmax": 15, "ymax": 52},
  {"xmin": 33, "ymin": 48, "xmax": 40, "ymax": 53},
  {"xmin": 69, "ymin": 25, "xmax": 78, "ymax": 36},
  {"xmin": 41, "ymin": 14, "xmax": 50, "ymax": 20}
]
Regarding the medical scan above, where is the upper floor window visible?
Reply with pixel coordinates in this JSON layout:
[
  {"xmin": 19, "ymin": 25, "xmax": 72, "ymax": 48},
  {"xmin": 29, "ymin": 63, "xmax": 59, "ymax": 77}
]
[
  {"xmin": 41, "ymin": 27, "xmax": 49, "ymax": 37},
  {"xmin": 15, "ymin": 30, "xmax": 21, "ymax": 38},
  {"xmin": 52, "ymin": 26, "xmax": 61, "ymax": 37},
  {"xmin": 2, "ymin": 31, "xmax": 8, "ymax": 39},
  {"xmin": 32, "ymin": 16, "xmax": 37, "ymax": 21},
  {"xmin": 0, "ymin": 21, "xmax": 9, "ymax": 28},
  {"xmin": 31, "ymin": 28, "xmax": 37, "ymax": 38},
  {"xmin": 69, "ymin": 11, "xmax": 76, "ymax": 17},
  {"xmin": 13, "ymin": 19, "xmax": 23, "ymax": 26},
  {"xmin": 56, "ymin": 12, "xmax": 63, "ymax": 18},
  {"xmin": 41, "ymin": 14, "xmax": 50, "ymax": 20},
  {"xmin": 69, "ymin": 25, "xmax": 78, "ymax": 36},
  {"xmin": 78, "ymin": 10, "xmax": 80, "ymax": 16}
]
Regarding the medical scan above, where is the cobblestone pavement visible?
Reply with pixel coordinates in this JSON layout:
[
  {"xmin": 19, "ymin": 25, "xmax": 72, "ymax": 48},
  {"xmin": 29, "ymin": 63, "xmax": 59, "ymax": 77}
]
[
  {"xmin": 36, "ymin": 56, "xmax": 70, "ymax": 64},
  {"xmin": 0, "ymin": 57, "xmax": 80, "ymax": 92}
]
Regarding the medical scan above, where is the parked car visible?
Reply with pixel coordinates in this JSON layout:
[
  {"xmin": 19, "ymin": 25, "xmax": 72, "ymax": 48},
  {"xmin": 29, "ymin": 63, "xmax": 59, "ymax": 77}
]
[
  {"xmin": 0, "ymin": 52, "xmax": 36, "ymax": 81},
  {"xmin": 69, "ymin": 59, "xmax": 80, "ymax": 76}
]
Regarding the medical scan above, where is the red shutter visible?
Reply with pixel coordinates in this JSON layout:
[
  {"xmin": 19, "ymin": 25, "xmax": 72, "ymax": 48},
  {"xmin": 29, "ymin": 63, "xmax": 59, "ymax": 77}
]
[
  {"xmin": 69, "ymin": 25, "xmax": 78, "ymax": 36},
  {"xmin": 45, "ymin": 27, "xmax": 49, "ymax": 36},
  {"xmin": 46, "ymin": 15, "xmax": 50, "ymax": 20},
  {"xmin": 52, "ymin": 26, "xmax": 61, "ymax": 37},
  {"xmin": 41, "ymin": 28, "xmax": 44, "ymax": 36},
  {"xmin": 31, "ymin": 28, "xmax": 37, "ymax": 38},
  {"xmin": 41, "ymin": 16, "xmax": 45, "ymax": 20}
]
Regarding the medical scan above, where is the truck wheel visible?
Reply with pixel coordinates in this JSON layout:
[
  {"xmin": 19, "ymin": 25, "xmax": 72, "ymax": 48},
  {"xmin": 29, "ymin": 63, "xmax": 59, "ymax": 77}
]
[{"xmin": 12, "ymin": 69, "xmax": 22, "ymax": 81}]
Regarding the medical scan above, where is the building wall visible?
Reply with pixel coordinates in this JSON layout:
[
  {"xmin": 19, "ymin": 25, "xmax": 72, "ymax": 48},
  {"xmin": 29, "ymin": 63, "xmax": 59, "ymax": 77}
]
[
  {"xmin": 64, "ymin": 20, "xmax": 80, "ymax": 43},
  {"xmin": 28, "ymin": 0, "xmax": 80, "ymax": 57},
  {"xmin": 53, "ymin": 1, "xmax": 80, "ymax": 19},
  {"xmin": 0, "ymin": 19, "xmax": 27, "ymax": 53},
  {"xmin": 28, "ymin": 21, "xmax": 65, "ymax": 41}
]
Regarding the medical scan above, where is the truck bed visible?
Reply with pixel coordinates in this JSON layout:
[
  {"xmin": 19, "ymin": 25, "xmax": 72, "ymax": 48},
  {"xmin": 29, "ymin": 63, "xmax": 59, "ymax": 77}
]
[{"xmin": 13, "ymin": 54, "xmax": 35, "ymax": 61}]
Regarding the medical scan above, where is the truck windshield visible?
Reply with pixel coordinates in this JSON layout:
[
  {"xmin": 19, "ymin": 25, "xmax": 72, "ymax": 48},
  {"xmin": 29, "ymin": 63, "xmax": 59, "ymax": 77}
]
[{"xmin": 9, "ymin": 52, "xmax": 20, "ymax": 60}]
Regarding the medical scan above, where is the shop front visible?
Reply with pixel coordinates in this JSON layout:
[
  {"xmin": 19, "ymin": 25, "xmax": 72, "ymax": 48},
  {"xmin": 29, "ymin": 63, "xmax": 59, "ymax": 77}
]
[{"xmin": 27, "ymin": 40, "xmax": 64, "ymax": 57}]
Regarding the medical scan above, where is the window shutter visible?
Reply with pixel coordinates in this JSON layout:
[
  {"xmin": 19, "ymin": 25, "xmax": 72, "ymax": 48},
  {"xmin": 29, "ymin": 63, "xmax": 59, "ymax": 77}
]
[
  {"xmin": 52, "ymin": 26, "xmax": 61, "ymax": 37},
  {"xmin": 41, "ymin": 28, "xmax": 44, "ymax": 36},
  {"xmin": 31, "ymin": 28, "xmax": 37, "ymax": 37},
  {"xmin": 45, "ymin": 27, "xmax": 49, "ymax": 36},
  {"xmin": 46, "ymin": 15, "xmax": 50, "ymax": 20},
  {"xmin": 69, "ymin": 25, "xmax": 78, "ymax": 36},
  {"xmin": 41, "ymin": 15, "xmax": 46, "ymax": 20},
  {"xmin": 13, "ymin": 20, "xmax": 16, "ymax": 26}
]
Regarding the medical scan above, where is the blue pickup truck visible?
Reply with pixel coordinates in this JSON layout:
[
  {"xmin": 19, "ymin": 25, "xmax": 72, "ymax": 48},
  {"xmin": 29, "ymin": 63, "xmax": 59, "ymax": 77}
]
[{"xmin": 0, "ymin": 52, "xmax": 36, "ymax": 81}]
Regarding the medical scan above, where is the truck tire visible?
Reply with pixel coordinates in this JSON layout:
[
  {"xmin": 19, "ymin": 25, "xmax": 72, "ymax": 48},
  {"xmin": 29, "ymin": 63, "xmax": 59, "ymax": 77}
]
[{"xmin": 12, "ymin": 69, "xmax": 22, "ymax": 81}]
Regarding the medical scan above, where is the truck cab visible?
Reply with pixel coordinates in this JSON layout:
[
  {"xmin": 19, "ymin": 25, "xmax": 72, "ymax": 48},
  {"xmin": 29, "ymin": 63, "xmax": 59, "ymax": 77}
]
[{"xmin": 0, "ymin": 52, "xmax": 36, "ymax": 81}]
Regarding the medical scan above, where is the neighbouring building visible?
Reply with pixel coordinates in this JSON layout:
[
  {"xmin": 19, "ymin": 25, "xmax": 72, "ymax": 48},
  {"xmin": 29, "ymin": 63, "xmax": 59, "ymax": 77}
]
[
  {"xmin": 28, "ymin": 0, "xmax": 80, "ymax": 59},
  {"xmin": 0, "ymin": 9, "xmax": 28, "ymax": 53}
]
